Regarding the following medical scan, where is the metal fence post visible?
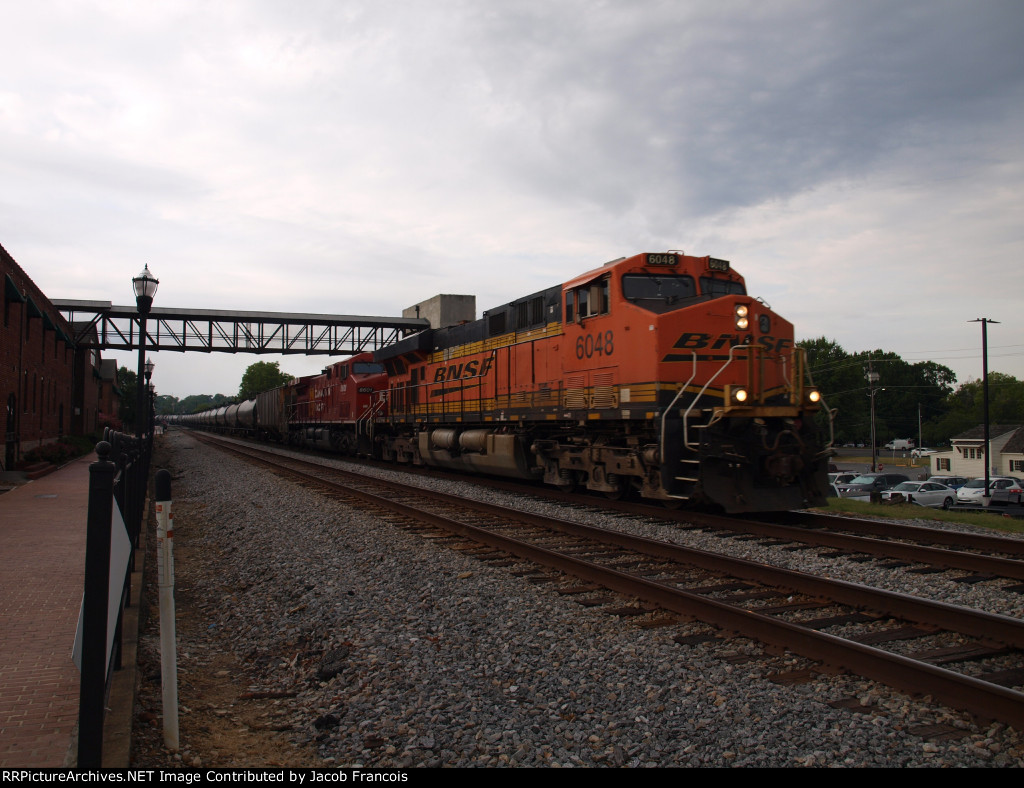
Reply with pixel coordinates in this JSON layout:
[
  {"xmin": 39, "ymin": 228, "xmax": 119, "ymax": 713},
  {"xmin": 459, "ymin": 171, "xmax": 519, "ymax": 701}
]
[{"xmin": 78, "ymin": 441, "xmax": 115, "ymax": 768}]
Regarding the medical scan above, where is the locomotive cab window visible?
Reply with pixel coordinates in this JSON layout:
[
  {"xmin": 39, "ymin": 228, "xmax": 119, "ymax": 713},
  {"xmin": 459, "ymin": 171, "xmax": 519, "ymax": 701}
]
[
  {"xmin": 565, "ymin": 277, "xmax": 610, "ymax": 323},
  {"xmin": 699, "ymin": 277, "xmax": 746, "ymax": 297}
]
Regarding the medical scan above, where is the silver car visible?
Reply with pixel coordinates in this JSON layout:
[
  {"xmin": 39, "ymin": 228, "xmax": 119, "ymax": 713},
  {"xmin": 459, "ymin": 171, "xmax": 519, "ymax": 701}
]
[
  {"xmin": 880, "ymin": 481, "xmax": 957, "ymax": 509},
  {"xmin": 957, "ymin": 477, "xmax": 1023, "ymax": 505}
]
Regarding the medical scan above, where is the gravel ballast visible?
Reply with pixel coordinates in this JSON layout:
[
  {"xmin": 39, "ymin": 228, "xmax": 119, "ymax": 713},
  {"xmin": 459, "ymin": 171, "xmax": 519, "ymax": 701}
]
[{"xmin": 132, "ymin": 431, "xmax": 1024, "ymax": 767}]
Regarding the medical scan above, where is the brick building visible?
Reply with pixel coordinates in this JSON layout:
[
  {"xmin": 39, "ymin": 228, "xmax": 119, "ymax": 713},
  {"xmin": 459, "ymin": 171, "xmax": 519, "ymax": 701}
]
[
  {"xmin": 1, "ymin": 243, "xmax": 117, "ymax": 470},
  {"xmin": 98, "ymin": 359, "xmax": 124, "ymax": 431},
  {"xmin": 69, "ymin": 324, "xmax": 104, "ymax": 438}
]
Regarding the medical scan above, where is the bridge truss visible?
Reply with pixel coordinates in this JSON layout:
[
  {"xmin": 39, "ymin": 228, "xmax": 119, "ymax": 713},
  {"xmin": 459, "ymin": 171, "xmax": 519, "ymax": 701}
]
[{"xmin": 53, "ymin": 300, "xmax": 429, "ymax": 355}]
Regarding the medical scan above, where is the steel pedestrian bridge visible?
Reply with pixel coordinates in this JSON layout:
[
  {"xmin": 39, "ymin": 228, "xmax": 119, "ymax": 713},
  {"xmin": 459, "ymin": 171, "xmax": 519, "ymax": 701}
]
[{"xmin": 53, "ymin": 300, "xmax": 429, "ymax": 355}]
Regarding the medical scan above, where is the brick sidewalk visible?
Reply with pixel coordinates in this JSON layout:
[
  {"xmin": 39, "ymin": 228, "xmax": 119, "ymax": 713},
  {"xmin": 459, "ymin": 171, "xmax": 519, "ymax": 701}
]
[{"xmin": 0, "ymin": 455, "xmax": 92, "ymax": 768}]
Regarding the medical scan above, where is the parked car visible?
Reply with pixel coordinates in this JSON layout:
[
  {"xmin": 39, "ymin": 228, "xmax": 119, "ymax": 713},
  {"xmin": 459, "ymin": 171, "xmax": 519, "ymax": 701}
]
[
  {"xmin": 910, "ymin": 448, "xmax": 937, "ymax": 458},
  {"xmin": 989, "ymin": 482, "xmax": 1024, "ymax": 507},
  {"xmin": 829, "ymin": 472, "xmax": 859, "ymax": 486},
  {"xmin": 926, "ymin": 475, "xmax": 969, "ymax": 490},
  {"xmin": 879, "ymin": 481, "xmax": 957, "ymax": 509},
  {"xmin": 836, "ymin": 473, "xmax": 911, "ymax": 497},
  {"xmin": 957, "ymin": 477, "xmax": 1024, "ymax": 505}
]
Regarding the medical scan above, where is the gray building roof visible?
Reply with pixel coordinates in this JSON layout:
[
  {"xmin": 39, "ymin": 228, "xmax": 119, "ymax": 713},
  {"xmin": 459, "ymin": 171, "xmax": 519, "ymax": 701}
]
[{"xmin": 951, "ymin": 424, "xmax": 1023, "ymax": 443}]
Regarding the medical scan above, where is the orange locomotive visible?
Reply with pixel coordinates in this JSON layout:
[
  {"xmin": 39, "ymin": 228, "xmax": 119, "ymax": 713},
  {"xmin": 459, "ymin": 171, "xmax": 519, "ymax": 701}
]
[{"xmin": 371, "ymin": 251, "xmax": 833, "ymax": 513}]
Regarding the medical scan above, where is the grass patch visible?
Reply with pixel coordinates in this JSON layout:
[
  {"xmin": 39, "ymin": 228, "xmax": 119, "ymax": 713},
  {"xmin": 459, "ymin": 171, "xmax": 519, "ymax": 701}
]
[
  {"xmin": 820, "ymin": 497, "xmax": 1024, "ymax": 535},
  {"xmin": 834, "ymin": 456, "xmax": 932, "ymax": 471}
]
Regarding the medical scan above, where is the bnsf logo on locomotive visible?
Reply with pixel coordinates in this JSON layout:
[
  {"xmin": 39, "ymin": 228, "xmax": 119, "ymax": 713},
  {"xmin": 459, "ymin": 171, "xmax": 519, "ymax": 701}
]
[
  {"xmin": 433, "ymin": 356, "xmax": 496, "ymax": 383},
  {"xmin": 667, "ymin": 332, "xmax": 793, "ymax": 354}
]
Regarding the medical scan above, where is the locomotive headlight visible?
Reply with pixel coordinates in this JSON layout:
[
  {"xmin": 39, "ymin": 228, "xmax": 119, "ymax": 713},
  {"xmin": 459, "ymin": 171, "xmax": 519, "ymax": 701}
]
[
  {"xmin": 734, "ymin": 304, "xmax": 749, "ymax": 330},
  {"xmin": 733, "ymin": 387, "xmax": 749, "ymax": 403},
  {"xmin": 806, "ymin": 389, "xmax": 821, "ymax": 404}
]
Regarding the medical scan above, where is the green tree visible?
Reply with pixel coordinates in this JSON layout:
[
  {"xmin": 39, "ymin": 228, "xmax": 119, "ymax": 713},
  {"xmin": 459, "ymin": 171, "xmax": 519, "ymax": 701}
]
[
  {"xmin": 176, "ymin": 393, "xmax": 232, "ymax": 414},
  {"xmin": 800, "ymin": 337, "xmax": 867, "ymax": 444},
  {"xmin": 928, "ymin": 373, "xmax": 1024, "ymax": 443},
  {"xmin": 155, "ymin": 394, "xmax": 179, "ymax": 416},
  {"xmin": 117, "ymin": 366, "xmax": 138, "ymax": 431},
  {"xmin": 238, "ymin": 361, "xmax": 292, "ymax": 400},
  {"xmin": 799, "ymin": 339, "xmax": 957, "ymax": 446}
]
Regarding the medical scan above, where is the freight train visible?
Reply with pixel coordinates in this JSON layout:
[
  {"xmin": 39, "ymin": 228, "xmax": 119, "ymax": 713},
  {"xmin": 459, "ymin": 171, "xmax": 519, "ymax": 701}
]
[{"xmin": 170, "ymin": 251, "xmax": 834, "ymax": 513}]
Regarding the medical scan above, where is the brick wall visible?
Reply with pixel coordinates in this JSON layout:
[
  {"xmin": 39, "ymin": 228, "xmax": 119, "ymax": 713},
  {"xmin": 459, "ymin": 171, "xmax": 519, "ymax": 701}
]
[{"xmin": 2, "ymin": 244, "xmax": 79, "ymax": 468}]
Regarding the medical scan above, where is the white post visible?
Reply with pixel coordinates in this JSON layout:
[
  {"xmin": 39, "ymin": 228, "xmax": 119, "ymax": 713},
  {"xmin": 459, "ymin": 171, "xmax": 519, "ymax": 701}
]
[{"xmin": 154, "ymin": 469, "xmax": 179, "ymax": 751}]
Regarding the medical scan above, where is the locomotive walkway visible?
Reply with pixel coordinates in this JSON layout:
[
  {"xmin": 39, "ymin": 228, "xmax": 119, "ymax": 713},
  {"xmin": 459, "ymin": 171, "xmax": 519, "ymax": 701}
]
[{"xmin": 0, "ymin": 454, "xmax": 142, "ymax": 768}]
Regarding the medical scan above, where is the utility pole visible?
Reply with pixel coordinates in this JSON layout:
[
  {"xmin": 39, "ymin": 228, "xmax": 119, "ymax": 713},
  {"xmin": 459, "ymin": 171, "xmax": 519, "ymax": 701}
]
[
  {"xmin": 866, "ymin": 360, "xmax": 881, "ymax": 473},
  {"xmin": 970, "ymin": 318, "xmax": 999, "ymax": 499}
]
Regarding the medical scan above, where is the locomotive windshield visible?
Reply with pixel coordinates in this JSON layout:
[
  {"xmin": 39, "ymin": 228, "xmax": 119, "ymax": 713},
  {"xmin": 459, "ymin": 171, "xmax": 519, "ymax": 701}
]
[
  {"xmin": 621, "ymin": 273, "xmax": 697, "ymax": 314},
  {"xmin": 352, "ymin": 362, "xmax": 386, "ymax": 375},
  {"xmin": 699, "ymin": 277, "xmax": 746, "ymax": 297}
]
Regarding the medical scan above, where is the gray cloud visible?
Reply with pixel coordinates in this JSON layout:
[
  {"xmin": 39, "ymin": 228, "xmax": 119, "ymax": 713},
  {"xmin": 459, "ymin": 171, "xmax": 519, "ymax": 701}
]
[{"xmin": 1, "ymin": 0, "xmax": 1021, "ymax": 395}]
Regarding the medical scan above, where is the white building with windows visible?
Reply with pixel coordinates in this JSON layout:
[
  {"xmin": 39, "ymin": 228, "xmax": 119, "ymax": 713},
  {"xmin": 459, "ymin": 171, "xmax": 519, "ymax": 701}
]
[{"xmin": 930, "ymin": 424, "xmax": 1024, "ymax": 478}]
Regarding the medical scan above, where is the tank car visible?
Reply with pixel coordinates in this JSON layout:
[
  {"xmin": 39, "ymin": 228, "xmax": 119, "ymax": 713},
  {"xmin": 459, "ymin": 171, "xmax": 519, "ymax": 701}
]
[{"xmin": 371, "ymin": 251, "xmax": 833, "ymax": 513}]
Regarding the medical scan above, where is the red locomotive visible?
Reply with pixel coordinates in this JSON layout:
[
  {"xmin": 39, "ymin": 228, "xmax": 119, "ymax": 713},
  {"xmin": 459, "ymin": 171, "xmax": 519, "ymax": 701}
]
[{"xmin": 289, "ymin": 357, "xmax": 388, "ymax": 454}]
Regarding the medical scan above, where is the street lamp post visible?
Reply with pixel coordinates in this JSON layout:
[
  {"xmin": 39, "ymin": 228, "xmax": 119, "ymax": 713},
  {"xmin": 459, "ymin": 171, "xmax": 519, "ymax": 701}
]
[
  {"xmin": 133, "ymin": 265, "xmax": 158, "ymax": 441},
  {"xmin": 131, "ymin": 266, "xmax": 158, "ymax": 544}
]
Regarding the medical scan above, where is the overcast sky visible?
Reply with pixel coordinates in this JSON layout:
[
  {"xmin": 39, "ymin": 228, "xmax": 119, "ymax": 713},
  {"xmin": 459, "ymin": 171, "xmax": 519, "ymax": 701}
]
[{"xmin": 2, "ymin": 0, "xmax": 1022, "ymax": 398}]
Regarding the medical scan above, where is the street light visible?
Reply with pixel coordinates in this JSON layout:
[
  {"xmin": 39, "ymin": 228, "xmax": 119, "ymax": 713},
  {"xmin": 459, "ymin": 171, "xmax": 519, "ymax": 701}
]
[{"xmin": 133, "ymin": 265, "xmax": 158, "ymax": 441}]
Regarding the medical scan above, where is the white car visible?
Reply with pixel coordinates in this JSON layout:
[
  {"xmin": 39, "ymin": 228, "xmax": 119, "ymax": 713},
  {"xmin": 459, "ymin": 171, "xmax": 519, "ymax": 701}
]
[
  {"xmin": 957, "ymin": 477, "xmax": 1023, "ymax": 505},
  {"xmin": 880, "ymin": 481, "xmax": 957, "ymax": 509},
  {"xmin": 910, "ymin": 448, "xmax": 937, "ymax": 458}
]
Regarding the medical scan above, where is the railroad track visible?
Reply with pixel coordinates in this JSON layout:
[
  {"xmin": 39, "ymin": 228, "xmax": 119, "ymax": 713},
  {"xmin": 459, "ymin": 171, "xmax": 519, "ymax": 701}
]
[
  {"xmin": 192, "ymin": 431, "xmax": 1024, "ymax": 729},
  {"xmin": 199, "ymin": 431, "xmax": 1024, "ymax": 580},
  {"xmin": 378, "ymin": 453, "xmax": 1024, "ymax": 584}
]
